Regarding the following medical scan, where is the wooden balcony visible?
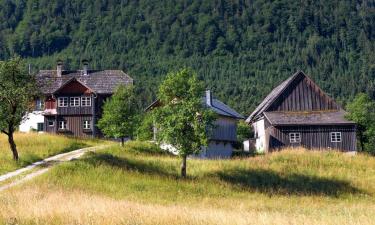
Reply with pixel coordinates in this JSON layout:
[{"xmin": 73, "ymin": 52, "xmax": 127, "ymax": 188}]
[{"xmin": 57, "ymin": 106, "xmax": 93, "ymax": 115}]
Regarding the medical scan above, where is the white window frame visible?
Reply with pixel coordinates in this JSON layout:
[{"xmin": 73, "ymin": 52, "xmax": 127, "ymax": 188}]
[
  {"xmin": 70, "ymin": 97, "xmax": 80, "ymax": 107},
  {"xmin": 58, "ymin": 121, "xmax": 67, "ymax": 130},
  {"xmin": 330, "ymin": 132, "xmax": 342, "ymax": 142},
  {"xmin": 81, "ymin": 97, "xmax": 92, "ymax": 107},
  {"xmin": 83, "ymin": 120, "xmax": 91, "ymax": 130},
  {"xmin": 58, "ymin": 97, "xmax": 68, "ymax": 107},
  {"xmin": 289, "ymin": 132, "xmax": 301, "ymax": 143}
]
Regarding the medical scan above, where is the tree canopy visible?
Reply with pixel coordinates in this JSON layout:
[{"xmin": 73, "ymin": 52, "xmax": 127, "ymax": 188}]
[
  {"xmin": 0, "ymin": 57, "xmax": 38, "ymax": 160},
  {"xmin": 346, "ymin": 93, "xmax": 375, "ymax": 154},
  {"xmin": 0, "ymin": 0, "xmax": 374, "ymax": 114},
  {"xmin": 98, "ymin": 85, "xmax": 137, "ymax": 145},
  {"xmin": 154, "ymin": 69, "xmax": 215, "ymax": 177}
]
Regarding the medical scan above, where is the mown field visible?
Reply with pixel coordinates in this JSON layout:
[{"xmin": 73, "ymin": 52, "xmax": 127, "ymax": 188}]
[
  {"xmin": 0, "ymin": 132, "xmax": 107, "ymax": 175},
  {"xmin": 1, "ymin": 141, "xmax": 375, "ymax": 225}
]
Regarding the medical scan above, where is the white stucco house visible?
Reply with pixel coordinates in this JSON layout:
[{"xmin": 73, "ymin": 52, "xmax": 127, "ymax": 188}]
[{"xmin": 19, "ymin": 99, "xmax": 45, "ymax": 132}]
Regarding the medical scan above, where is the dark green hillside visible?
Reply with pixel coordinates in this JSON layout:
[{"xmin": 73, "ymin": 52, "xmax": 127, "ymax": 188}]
[{"xmin": 0, "ymin": 0, "xmax": 374, "ymax": 114}]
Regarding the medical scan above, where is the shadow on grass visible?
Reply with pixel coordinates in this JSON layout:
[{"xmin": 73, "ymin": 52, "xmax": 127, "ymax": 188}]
[
  {"xmin": 83, "ymin": 153, "xmax": 180, "ymax": 179},
  {"xmin": 81, "ymin": 153, "xmax": 364, "ymax": 197},
  {"xmin": 216, "ymin": 168, "xmax": 363, "ymax": 197}
]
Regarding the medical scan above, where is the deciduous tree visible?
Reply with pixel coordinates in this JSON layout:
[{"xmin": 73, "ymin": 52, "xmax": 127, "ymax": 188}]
[
  {"xmin": 154, "ymin": 69, "xmax": 215, "ymax": 177},
  {"xmin": 98, "ymin": 85, "xmax": 137, "ymax": 146},
  {"xmin": 0, "ymin": 57, "xmax": 38, "ymax": 160}
]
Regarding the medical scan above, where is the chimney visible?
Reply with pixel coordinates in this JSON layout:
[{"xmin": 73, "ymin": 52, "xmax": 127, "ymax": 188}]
[
  {"xmin": 56, "ymin": 60, "xmax": 63, "ymax": 77},
  {"xmin": 82, "ymin": 59, "xmax": 89, "ymax": 76},
  {"xmin": 206, "ymin": 90, "xmax": 212, "ymax": 106}
]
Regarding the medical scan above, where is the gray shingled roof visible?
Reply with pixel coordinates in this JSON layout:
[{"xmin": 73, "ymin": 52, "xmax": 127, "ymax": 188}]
[
  {"xmin": 245, "ymin": 71, "xmax": 303, "ymax": 123},
  {"xmin": 202, "ymin": 97, "xmax": 245, "ymax": 119},
  {"xmin": 36, "ymin": 70, "xmax": 133, "ymax": 94},
  {"xmin": 145, "ymin": 97, "xmax": 244, "ymax": 119},
  {"xmin": 264, "ymin": 111, "xmax": 355, "ymax": 126}
]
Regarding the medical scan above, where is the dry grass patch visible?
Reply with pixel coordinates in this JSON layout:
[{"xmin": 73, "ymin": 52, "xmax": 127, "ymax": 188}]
[
  {"xmin": 1, "ymin": 143, "xmax": 375, "ymax": 224},
  {"xmin": 0, "ymin": 184, "xmax": 374, "ymax": 225}
]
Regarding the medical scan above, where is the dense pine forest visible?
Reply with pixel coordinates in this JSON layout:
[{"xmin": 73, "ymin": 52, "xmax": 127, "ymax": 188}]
[{"xmin": 0, "ymin": 0, "xmax": 374, "ymax": 114}]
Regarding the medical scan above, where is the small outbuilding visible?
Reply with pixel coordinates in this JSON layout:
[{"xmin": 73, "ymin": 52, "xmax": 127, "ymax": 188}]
[
  {"xmin": 246, "ymin": 71, "xmax": 357, "ymax": 153},
  {"xmin": 146, "ymin": 90, "xmax": 245, "ymax": 158}
]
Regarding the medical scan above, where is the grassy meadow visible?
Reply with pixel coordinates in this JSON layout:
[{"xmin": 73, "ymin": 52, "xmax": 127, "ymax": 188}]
[
  {"xmin": 0, "ymin": 132, "xmax": 107, "ymax": 175},
  {"xmin": 1, "ymin": 141, "xmax": 375, "ymax": 224}
]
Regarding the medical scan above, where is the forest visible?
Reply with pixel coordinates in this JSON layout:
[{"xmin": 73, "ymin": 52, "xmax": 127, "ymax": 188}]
[{"xmin": 0, "ymin": 0, "xmax": 374, "ymax": 115}]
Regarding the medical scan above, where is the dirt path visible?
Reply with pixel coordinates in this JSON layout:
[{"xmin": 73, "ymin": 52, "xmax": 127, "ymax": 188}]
[{"xmin": 0, "ymin": 145, "xmax": 108, "ymax": 192}]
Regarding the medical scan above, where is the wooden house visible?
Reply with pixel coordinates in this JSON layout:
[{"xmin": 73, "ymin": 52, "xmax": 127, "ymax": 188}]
[
  {"xmin": 146, "ymin": 90, "xmax": 245, "ymax": 158},
  {"xmin": 245, "ymin": 71, "xmax": 357, "ymax": 153},
  {"xmin": 20, "ymin": 60, "xmax": 133, "ymax": 137}
]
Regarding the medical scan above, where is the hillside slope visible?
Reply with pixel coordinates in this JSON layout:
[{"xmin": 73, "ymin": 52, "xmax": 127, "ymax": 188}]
[
  {"xmin": 1, "ymin": 143, "xmax": 375, "ymax": 224},
  {"xmin": 0, "ymin": 0, "xmax": 374, "ymax": 113}
]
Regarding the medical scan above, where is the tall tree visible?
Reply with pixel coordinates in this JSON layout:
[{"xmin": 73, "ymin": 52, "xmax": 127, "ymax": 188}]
[
  {"xmin": 346, "ymin": 93, "xmax": 375, "ymax": 154},
  {"xmin": 154, "ymin": 69, "xmax": 215, "ymax": 178},
  {"xmin": 98, "ymin": 85, "xmax": 137, "ymax": 146},
  {"xmin": 0, "ymin": 57, "xmax": 38, "ymax": 160}
]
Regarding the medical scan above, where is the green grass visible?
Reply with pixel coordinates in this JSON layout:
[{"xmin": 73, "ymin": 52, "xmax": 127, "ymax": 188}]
[
  {"xmin": 40, "ymin": 143, "xmax": 375, "ymax": 202},
  {"xmin": 2, "ymin": 142, "xmax": 375, "ymax": 224},
  {"xmin": 0, "ymin": 132, "xmax": 108, "ymax": 175}
]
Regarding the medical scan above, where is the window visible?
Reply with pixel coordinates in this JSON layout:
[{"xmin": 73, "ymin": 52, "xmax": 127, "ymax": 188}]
[
  {"xmin": 289, "ymin": 132, "xmax": 301, "ymax": 143},
  {"xmin": 37, "ymin": 123, "xmax": 44, "ymax": 132},
  {"xmin": 48, "ymin": 120, "xmax": 54, "ymax": 127},
  {"xmin": 59, "ymin": 121, "xmax": 67, "ymax": 130},
  {"xmin": 70, "ymin": 97, "xmax": 80, "ymax": 107},
  {"xmin": 58, "ymin": 97, "xmax": 68, "ymax": 107},
  {"xmin": 35, "ymin": 99, "xmax": 44, "ymax": 111},
  {"xmin": 81, "ymin": 97, "xmax": 91, "ymax": 107},
  {"xmin": 83, "ymin": 120, "xmax": 91, "ymax": 129},
  {"xmin": 331, "ymin": 132, "xmax": 342, "ymax": 142}
]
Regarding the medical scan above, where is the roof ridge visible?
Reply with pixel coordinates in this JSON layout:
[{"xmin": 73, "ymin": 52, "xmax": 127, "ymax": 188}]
[{"xmin": 246, "ymin": 71, "xmax": 305, "ymax": 123}]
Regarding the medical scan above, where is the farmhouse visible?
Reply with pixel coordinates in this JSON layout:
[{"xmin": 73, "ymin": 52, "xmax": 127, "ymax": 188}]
[
  {"xmin": 246, "ymin": 71, "xmax": 357, "ymax": 153},
  {"xmin": 20, "ymin": 60, "xmax": 133, "ymax": 137},
  {"xmin": 146, "ymin": 90, "xmax": 245, "ymax": 158}
]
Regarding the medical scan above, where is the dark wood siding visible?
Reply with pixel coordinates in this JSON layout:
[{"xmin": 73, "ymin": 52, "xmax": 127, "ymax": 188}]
[
  {"xmin": 268, "ymin": 75, "xmax": 339, "ymax": 112},
  {"xmin": 56, "ymin": 116, "xmax": 94, "ymax": 137},
  {"xmin": 267, "ymin": 125, "xmax": 357, "ymax": 152}
]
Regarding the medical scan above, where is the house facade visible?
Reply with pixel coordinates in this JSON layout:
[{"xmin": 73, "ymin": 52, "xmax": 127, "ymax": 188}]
[
  {"xmin": 246, "ymin": 71, "xmax": 357, "ymax": 153},
  {"xmin": 146, "ymin": 90, "xmax": 245, "ymax": 158},
  {"xmin": 20, "ymin": 61, "xmax": 133, "ymax": 137}
]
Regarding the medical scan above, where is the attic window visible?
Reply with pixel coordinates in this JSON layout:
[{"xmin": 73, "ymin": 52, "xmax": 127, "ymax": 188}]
[
  {"xmin": 289, "ymin": 132, "xmax": 301, "ymax": 143},
  {"xmin": 81, "ymin": 97, "xmax": 91, "ymax": 107},
  {"xmin": 330, "ymin": 132, "xmax": 342, "ymax": 142},
  {"xmin": 58, "ymin": 97, "xmax": 68, "ymax": 107},
  {"xmin": 70, "ymin": 97, "xmax": 80, "ymax": 107}
]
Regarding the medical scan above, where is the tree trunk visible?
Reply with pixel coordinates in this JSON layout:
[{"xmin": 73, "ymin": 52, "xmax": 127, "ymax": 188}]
[
  {"xmin": 121, "ymin": 137, "xmax": 125, "ymax": 147},
  {"xmin": 8, "ymin": 132, "xmax": 19, "ymax": 161},
  {"xmin": 181, "ymin": 155, "xmax": 187, "ymax": 178}
]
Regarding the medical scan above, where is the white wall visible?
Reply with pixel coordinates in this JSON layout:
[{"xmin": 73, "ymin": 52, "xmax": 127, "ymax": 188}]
[
  {"xmin": 252, "ymin": 119, "xmax": 266, "ymax": 153},
  {"xmin": 19, "ymin": 111, "xmax": 44, "ymax": 132}
]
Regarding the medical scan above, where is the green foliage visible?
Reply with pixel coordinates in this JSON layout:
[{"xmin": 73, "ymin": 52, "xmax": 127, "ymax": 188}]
[
  {"xmin": 346, "ymin": 93, "xmax": 375, "ymax": 154},
  {"xmin": 135, "ymin": 113, "xmax": 154, "ymax": 141},
  {"xmin": 154, "ymin": 69, "xmax": 215, "ymax": 157},
  {"xmin": 98, "ymin": 85, "xmax": 137, "ymax": 140},
  {"xmin": 0, "ymin": 0, "xmax": 374, "ymax": 114},
  {"xmin": 0, "ymin": 57, "xmax": 38, "ymax": 159},
  {"xmin": 237, "ymin": 120, "xmax": 253, "ymax": 143}
]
